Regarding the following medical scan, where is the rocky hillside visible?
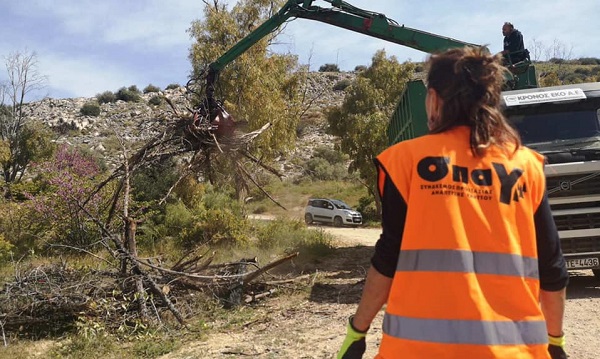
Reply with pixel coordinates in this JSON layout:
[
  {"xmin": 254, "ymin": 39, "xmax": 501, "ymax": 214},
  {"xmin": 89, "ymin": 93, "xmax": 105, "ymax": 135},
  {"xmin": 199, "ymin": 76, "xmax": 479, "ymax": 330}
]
[{"xmin": 23, "ymin": 72, "xmax": 356, "ymax": 175}]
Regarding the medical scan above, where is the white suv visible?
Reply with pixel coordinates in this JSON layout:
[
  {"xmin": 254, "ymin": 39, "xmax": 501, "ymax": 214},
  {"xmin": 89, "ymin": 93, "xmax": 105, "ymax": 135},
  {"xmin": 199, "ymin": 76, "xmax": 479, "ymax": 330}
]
[{"xmin": 304, "ymin": 198, "xmax": 363, "ymax": 227}]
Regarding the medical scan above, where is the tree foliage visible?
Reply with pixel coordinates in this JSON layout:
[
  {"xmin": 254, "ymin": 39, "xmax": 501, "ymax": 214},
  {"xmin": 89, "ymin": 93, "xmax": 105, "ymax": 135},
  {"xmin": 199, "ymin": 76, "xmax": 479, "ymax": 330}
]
[
  {"xmin": 319, "ymin": 63, "xmax": 340, "ymax": 72},
  {"xmin": 187, "ymin": 0, "xmax": 304, "ymax": 159},
  {"xmin": 80, "ymin": 102, "xmax": 101, "ymax": 117},
  {"xmin": 96, "ymin": 91, "xmax": 117, "ymax": 104},
  {"xmin": 303, "ymin": 146, "xmax": 350, "ymax": 181},
  {"xmin": 327, "ymin": 50, "xmax": 415, "ymax": 192}
]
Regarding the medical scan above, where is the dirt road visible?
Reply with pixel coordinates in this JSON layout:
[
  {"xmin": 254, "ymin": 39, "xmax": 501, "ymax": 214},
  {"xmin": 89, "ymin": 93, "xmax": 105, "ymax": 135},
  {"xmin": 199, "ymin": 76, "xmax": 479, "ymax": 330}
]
[{"xmin": 160, "ymin": 225, "xmax": 600, "ymax": 359}]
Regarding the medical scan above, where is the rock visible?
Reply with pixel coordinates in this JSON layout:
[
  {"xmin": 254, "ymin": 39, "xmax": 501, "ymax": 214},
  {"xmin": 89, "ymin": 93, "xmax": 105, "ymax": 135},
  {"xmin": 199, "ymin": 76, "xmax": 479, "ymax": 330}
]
[{"xmin": 23, "ymin": 72, "xmax": 358, "ymax": 178}]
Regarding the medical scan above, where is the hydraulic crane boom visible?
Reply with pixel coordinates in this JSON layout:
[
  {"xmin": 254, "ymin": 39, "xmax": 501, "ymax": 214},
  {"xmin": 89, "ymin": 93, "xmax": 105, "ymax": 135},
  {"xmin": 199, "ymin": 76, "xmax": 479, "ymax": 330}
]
[
  {"xmin": 206, "ymin": 0, "xmax": 479, "ymax": 91},
  {"xmin": 201, "ymin": 0, "xmax": 537, "ymax": 141}
]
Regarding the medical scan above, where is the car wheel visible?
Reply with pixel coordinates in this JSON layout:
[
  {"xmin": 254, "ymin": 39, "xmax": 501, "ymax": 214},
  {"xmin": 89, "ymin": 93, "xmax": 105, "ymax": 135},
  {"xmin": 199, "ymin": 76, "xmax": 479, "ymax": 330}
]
[
  {"xmin": 305, "ymin": 213, "xmax": 313, "ymax": 225},
  {"xmin": 593, "ymin": 269, "xmax": 600, "ymax": 281},
  {"xmin": 333, "ymin": 216, "xmax": 343, "ymax": 227}
]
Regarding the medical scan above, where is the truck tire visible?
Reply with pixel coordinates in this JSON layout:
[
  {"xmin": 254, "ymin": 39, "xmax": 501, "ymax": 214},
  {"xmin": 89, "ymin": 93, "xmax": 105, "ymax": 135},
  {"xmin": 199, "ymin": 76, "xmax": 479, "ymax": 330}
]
[
  {"xmin": 593, "ymin": 269, "xmax": 600, "ymax": 280},
  {"xmin": 333, "ymin": 216, "xmax": 343, "ymax": 227},
  {"xmin": 305, "ymin": 213, "xmax": 313, "ymax": 225}
]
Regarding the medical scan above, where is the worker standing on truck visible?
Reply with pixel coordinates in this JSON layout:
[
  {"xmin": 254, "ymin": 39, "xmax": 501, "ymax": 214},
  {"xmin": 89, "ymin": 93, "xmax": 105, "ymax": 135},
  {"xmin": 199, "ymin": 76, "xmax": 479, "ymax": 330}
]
[
  {"xmin": 337, "ymin": 46, "xmax": 569, "ymax": 359},
  {"xmin": 502, "ymin": 22, "xmax": 526, "ymax": 64}
]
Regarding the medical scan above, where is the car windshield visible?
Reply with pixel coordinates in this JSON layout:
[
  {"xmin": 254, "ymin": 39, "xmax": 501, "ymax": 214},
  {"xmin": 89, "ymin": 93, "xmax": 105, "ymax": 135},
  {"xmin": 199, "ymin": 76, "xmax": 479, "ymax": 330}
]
[{"xmin": 331, "ymin": 199, "xmax": 352, "ymax": 209}]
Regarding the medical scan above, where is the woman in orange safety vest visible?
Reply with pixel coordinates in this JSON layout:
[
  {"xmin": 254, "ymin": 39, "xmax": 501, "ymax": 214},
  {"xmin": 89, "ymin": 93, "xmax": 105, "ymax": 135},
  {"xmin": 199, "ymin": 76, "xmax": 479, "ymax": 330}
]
[{"xmin": 337, "ymin": 46, "xmax": 568, "ymax": 359}]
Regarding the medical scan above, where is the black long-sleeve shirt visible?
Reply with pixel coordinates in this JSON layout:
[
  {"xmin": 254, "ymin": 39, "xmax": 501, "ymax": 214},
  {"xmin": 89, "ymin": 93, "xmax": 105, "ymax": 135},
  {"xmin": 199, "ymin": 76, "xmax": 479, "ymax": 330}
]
[{"xmin": 504, "ymin": 29, "xmax": 526, "ymax": 63}]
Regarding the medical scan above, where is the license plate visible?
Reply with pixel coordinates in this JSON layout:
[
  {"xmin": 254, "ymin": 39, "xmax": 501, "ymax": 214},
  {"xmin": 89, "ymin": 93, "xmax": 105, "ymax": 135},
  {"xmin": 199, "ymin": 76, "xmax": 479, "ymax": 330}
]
[{"xmin": 566, "ymin": 257, "xmax": 600, "ymax": 269}]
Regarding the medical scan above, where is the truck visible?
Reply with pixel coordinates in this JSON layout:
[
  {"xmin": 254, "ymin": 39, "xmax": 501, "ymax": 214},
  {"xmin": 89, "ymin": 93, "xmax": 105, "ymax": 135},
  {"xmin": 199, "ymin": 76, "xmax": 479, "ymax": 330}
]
[
  {"xmin": 199, "ymin": 0, "xmax": 600, "ymax": 279},
  {"xmin": 502, "ymin": 82, "xmax": 600, "ymax": 279},
  {"xmin": 389, "ymin": 80, "xmax": 600, "ymax": 281}
]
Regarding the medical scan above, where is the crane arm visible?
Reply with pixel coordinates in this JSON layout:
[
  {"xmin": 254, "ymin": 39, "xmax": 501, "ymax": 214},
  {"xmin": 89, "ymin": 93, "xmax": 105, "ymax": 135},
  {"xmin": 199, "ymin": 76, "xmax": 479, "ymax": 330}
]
[{"xmin": 206, "ymin": 0, "xmax": 481, "ymax": 91}]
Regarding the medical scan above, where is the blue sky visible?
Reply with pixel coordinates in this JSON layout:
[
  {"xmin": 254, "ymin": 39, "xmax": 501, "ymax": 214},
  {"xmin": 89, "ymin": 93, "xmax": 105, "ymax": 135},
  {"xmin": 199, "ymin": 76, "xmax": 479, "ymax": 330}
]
[{"xmin": 1, "ymin": 0, "xmax": 599, "ymax": 100}]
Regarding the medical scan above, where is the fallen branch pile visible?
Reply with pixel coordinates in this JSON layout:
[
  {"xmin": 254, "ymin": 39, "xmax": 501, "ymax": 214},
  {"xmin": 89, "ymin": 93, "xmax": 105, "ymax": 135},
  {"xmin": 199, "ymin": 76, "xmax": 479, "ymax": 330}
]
[{"xmin": 0, "ymin": 251, "xmax": 300, "ymax": 339}]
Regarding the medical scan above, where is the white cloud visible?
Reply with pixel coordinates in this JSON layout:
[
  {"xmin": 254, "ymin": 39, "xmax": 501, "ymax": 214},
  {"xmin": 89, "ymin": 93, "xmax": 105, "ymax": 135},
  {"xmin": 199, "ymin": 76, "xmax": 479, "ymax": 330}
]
[
  {"xmin": 38, "ymin": 52, "xmax": 138, "ymax": 98},
  {"xmin": 5, "ymin": 0, "xmax": 204, "ymax": 49}
]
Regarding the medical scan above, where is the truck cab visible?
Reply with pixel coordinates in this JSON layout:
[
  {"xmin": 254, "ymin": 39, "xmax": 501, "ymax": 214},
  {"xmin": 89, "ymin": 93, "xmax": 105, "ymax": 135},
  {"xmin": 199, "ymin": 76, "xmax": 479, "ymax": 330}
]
[{"xmin": 502, "ymin": 82, "xmax": 600, "ymax": 279}]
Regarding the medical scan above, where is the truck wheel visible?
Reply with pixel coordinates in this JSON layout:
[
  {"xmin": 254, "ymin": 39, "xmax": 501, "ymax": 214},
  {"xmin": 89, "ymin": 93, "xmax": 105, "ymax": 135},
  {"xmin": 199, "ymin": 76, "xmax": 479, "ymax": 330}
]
[
  {"xmin": 593, "ymin": 269, "xmax": 600, "ymax": 280},
  {"xmin": 333, "ymin": 216, "xmax": 343, "ymax": 227},
  {"xmin": 305, "ymin": 213, "xmax": 313, "ymax": 225}
]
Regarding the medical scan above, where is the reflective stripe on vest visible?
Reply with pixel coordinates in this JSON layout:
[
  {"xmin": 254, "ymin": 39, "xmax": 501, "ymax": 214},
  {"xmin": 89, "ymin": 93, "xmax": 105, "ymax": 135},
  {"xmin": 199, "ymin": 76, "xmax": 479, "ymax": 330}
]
[
  {"xmin": 382, "ymin": 314, "xmax": 548, "ymax": 345},
  {"xmin": 397, "ymin": 249, "xmax": 539, "ymax": 279}
]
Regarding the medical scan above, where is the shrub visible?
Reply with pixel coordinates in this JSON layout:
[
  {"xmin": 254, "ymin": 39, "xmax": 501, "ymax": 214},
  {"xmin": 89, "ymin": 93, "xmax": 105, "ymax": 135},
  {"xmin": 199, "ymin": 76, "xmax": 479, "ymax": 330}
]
[
  {"xmin": 80, "ymin": 102, "xmax": 101, "ymax": 117},
  {"xmin": 574, "ymin": 68, "xmax": 591, "ymax": 76},
  {"xmin": 143, "ymin": 84, "xmax": 161, "ymax": 94},
  {"xmin": 148, "ymin": 96, "xmax": 162, "ymax": 106},
  {"xmin": 562, "ymin": 72, "xmax": 586, "ymax": 84},
  {"xmin": 356, "ymin": 195, "xmax": 379, "ymax": 223},
  {"xmin": 319, "ymin": 63, "xmax": 340, "ymax": 72},
  {"xmin": 0, "ymin": 202, "xmax": 41, "ymax": 255},
  {"xmin": 128, "ymin": 85, "xmax": 141, "ymax": 94},
  {"xmin": 96, "ymin": 91, "xmax": 116, "ymax": 104},
  {"xmin": 578, "ymin": 57, "xmax": 600, "ymax": 65},
  {"xmin": 27, "ymin": 145, "xmax": 107, "ymax": 248},
  {"xmin": 116, "ymin": 87, "xmax": 141, "ymax": 102},
  {"xmin": 303, "ymin": 146, "xmax": 349, "ymax": 181},
  {"xmin": 158, "ymin": 201, "xmax": 250, "ymax": 250},
  {"xmin": 0, "ymin": 234, "xmax": 14, "ymax": 264},
  {"xmin": 539, "ymin": 72, "xmax": 560, "ymax": 87},
  {"xmin": 165, "ymin": 83, "xmax": 180, "ymax": 90},
  {"xmin": 304, "ymin": 158, "xmax": 348, "ymax": 181},
  {"xmin": 255, "ymin": 217, "xmax": 334, "ymax": 257},
  {"xmin": 131, "ymin": 158, "xmax": 179, "ymax": 203},
  {"xmin": 313, "ymin": 145, "xmax": 346, "ymax": 164},
  {"xmin": 354, "ymin": 65, "xmax": 367, "ymax": 72},
  {"xmin": 333, "ymin": 79, "xmax": 352, "ymax": 91}
]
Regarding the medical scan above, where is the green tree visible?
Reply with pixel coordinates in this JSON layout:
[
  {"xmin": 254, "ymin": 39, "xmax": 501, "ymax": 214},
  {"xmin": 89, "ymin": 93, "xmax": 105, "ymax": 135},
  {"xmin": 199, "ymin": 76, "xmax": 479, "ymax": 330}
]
[
  {"xmin": 0, "ymin": 50, "xmax": 54, "ymax": 186},
  {"xmin": 115, "ymin": 86, "xmax": 141, "ymax": 102},
  {"xmin": 96, "ymin": 91, "xmax": 117, "ymax": 104},
  {"xmin": 327, "ymin": 50, "xmax": 415, "ymax": 212},
  {"xmin": 143, "ymin": 84, "xmax": 161, "ymax": 94},
  {"xmin": 187, "ymin": 0, "xmax": 303, "ymax": 159},
  {"xmin": 319, "ymin": 63, "xmax": 340, "ymax": 72},
  {"xmin": 80, "ymin": 102, "xmax": 101, "ymax": 116}
]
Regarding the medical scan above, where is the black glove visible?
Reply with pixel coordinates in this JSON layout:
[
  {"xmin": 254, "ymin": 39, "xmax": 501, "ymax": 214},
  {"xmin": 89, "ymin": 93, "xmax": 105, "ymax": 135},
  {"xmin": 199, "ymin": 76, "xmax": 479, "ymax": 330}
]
[
  {"xmin": 548, "ymin": 344, "xmax": 567, "ymax": 359},
  {"xmin": 337, "ymin": 316, "xmax": 367, "ymax": 359}
]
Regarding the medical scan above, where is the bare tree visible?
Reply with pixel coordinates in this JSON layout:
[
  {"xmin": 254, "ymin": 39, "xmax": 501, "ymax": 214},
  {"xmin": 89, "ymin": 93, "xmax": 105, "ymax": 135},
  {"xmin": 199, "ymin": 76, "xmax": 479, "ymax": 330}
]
[
  {"xmin": 543, "ymin": 39, "xmax": 574, "ymax": 84},
  {"xmin": 544, "ymin": 38, "xmax": 574, "ymax": 62},
  {"xmin": 0, "ymin": 50, "xmax": 50, "ymax": 186},
  {"xmin": 528, "ymin": 38, "xmax": 545, "ymax": 62}
]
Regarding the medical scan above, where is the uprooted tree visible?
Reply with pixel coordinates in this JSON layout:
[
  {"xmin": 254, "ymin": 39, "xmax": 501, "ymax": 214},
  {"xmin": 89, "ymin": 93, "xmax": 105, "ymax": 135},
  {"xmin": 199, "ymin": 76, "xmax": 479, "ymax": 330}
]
[{"xmin": 188, "ymin": 0, "xmax": 308, "ymax": 201}]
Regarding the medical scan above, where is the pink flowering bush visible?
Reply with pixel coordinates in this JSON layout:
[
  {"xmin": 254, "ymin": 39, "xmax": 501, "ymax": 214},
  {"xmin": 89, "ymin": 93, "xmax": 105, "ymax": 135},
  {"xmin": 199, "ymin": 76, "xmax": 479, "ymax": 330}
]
[{"xmin": 26, "ymin": 145, "xmax": 109, "ymax": 248}]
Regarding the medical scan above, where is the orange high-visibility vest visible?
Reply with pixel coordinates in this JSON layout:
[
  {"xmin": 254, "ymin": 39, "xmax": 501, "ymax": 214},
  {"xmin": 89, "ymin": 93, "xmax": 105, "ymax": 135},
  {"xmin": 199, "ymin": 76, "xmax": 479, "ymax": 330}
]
[{"xmin": 375, "ymin": 126, "xmax": 549, "ymax": 359}]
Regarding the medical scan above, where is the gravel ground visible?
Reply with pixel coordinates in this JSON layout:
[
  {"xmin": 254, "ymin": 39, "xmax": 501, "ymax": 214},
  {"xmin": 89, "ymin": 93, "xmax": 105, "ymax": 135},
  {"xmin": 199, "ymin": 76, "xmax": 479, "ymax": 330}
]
[{"xmin": 159, "ymin": 225, "xmax": 600, "ymax": 359}]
